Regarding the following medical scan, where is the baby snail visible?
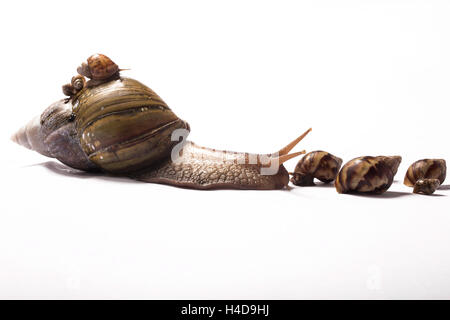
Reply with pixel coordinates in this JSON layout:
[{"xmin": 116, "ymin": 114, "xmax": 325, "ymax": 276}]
[
  {"xmin": 413, "ymin": 178, "xmax": 441, "ymax": 195},
  {"xmin": 290, "ymin": 151, "xmax": 342, "ymax": 186},
  {"xmin": 62, "ymin": 75, "xmax": 86, "ymax": 102},
  {"xmin": 335, "ymin": 156, "xmax": 402, "ymax": 194},
  {"xmin": 404, "ymin": 159, "xmax": 446, "ymax": 195},
  {"xmin": 77, "ymin": 53, "xmax": 125, "ymax": 86}
]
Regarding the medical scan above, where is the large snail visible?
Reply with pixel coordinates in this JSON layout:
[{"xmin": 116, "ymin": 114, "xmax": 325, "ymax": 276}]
[{"xmin": 12, "ymin": 54, "xmax": 311, "ymax": 190}]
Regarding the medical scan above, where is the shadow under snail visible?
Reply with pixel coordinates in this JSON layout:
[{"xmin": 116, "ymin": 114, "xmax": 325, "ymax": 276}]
[{"xmin": 12, "ymin": 54, "xmax": 312, "ymax": 190}]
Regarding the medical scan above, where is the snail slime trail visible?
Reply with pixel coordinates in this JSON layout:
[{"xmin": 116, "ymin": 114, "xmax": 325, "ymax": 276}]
[{"xmin": 12, "ymin": 54, "xmax": 311, "ymax": 190}]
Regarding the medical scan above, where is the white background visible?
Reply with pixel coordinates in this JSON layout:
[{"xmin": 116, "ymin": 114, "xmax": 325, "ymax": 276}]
[{"xmin": 1, "ymin": 0, "xmax": 449, "ymax": 299}]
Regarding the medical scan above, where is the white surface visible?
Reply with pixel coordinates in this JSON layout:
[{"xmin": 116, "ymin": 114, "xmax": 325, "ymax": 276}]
[{"xmin": 1, "ymin": 0, "xmax": 450, "ymax": 299}]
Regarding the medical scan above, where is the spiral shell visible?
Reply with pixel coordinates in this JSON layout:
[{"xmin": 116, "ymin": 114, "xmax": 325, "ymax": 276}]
[
  {"xmin": 62, "ymin": 75, "xmax": 86, "ymax": 98},
  {"xmin": 403, "ymin": 159, "xmax": 446, "ymax": 187},
  {"xmin": 73, "ymin": 77, "xmax": 189, "ymax": 173},
  {"xmin": 290, "ymin": 151, "xmax": 342, "ymax": 186},
  {"xmin": 77, "ymin": 54, "xmax": 119, "ymax": 80},
  {"xmin": 72, "ymin": 75, "xmax": 86, "ymax": 91},
  {"xmin": 335, "ymin": 156, "xmax": 401, "ymax": 194}
]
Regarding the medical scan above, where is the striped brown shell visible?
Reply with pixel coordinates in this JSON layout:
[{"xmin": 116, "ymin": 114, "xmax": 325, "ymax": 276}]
[
  {"xmin": 290, "ymin": 151, "xmax": 342, "ymax": 186},
  {"xmin": 403, "ymin": 159, "xmax": 446, "ymax": 187},
  {"xmin": 335, "ymin": 156, "xmax": 402, "ymax": 194},
  {"xmin": 72, "ymin": 77, "xmax": 189, "ymax": 173}
]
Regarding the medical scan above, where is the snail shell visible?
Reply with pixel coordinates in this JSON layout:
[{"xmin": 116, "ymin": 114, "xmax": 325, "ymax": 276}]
[
  {"xmin": 335, "ymin": 156, "xmax": 402, "ymax": 194},
  {"xmin": 403, "ymin": 159, "xmax": 446, "ymax": 187},
  {"xmin": 72, "ymin": 75, "xmax": 86, "ymax": 91},
  {"xmin": 73, "ymin": 77, "xmax": 189, "ymax": 173},
  {"xmin": 413, "ymin": 178, "xmax": 440, "ymax": 195},
  {"xmin": 290, "ymin": 151, "xmax": 342, "ymax": 186},
  {"xmin": 62, "ymin": 75, "xmax": 86, "ymax": 99},
  {"xmin": 77, "ymin": 54, "xmax": 119, "ymax": 81}
]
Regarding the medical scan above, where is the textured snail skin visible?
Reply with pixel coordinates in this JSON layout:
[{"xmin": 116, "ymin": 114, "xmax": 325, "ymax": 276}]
[
  {"xmin": 290, "ymin": 151, "xmax": 342, "ymax": 186},
  {"xmin": 413, "ymin": 178, "xmax": 440, "ymax": 195},
  {"xmin": 132, "ymin": 142, "xmax": 289, "ymax": 190},
  {"xmin": 335, "ymin": 156, "xmax": 401, "ymax": 194},
  {"xmin": 404, "ymin": 159, "xmax": 446, "ymax": 187},
  {"xmin": 12, "ymin": 77, "xmax": 304, "ymax": 190}
]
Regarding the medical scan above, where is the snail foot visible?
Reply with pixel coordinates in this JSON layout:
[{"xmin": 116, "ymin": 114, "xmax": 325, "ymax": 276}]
[{"xmin": 413, "ymin": 178, "xmax": 440, "ymax": 195}]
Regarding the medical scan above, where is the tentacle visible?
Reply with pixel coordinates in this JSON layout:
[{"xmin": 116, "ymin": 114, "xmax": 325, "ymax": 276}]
[
  {"xmin": 274, "ymin": 128, "xmax": 311, "ymax": 156},
  {"xmin": 275, "ymin": 150, "xmax": 306, "ymax": 165}
]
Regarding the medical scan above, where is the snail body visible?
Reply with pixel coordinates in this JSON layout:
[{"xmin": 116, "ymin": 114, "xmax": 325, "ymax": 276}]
[
  {"xmin": 335, "ymin": 156, "xmax": 402, "ymax": 194},
  {"xmin": 413, "ymin": 178, "xmax": 441, "ymax": 195},
  {"xmin": 12, "ymin": 54, "xmax": 310, "ymax": 190},
  {"xmin": 290, "ymin": 151, "xmax": 342, "ymax": 186},
  {"xmin": 404, "ymin": 159, "xmax": 446, "ymax": 187}
]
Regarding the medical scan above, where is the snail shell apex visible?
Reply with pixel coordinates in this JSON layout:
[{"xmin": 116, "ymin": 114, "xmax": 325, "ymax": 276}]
[
  {"xmin": 73, "ymin": 77, "xmax": 189, "ymax": 173},
  {"xmin": 404, "ymin": 159, "xmax": 446, "ymax": 187},
  {"xmin": 335, "ymin": 156, "xmax": 401, "ymax": 194},
  {"xmin": 290, "ymin": 150, "xmax": 342, "ymax": 186}
]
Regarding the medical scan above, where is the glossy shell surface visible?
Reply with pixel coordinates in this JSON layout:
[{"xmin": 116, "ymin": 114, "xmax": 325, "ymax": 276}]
[
  {"xmin": 73, "ymin": 77, "xmax": 189, "ymax": 173},
  {"xmin": 291, "ymin": 150, "xmax": 342, "ymax": 186},
  {"xmin": 335, "ymin": 156, "xmax": 401, "ymax": 194}
]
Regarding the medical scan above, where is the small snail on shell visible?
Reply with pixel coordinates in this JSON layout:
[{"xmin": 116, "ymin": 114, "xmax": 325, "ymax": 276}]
[
  {"xmin": 404, "ymin": 159, "xmax": 446, "ymax": 187},
  {"xmin": 11, "ymin": 54, "xmax": 311, "ymax": 190},
  {"xmin": 290, "ymin": 151, "xmax": 342, "ymax": 186},
  {"xmin": 62, "ymin": 75, "xmax": 86, "ymax": 102},
  {"xmin": 77, "ymin": 54, "xmax": 122, "ymax": 86},
  {"xmin": 335, "ymin": 156, "xmax": 402, "ymax": 194},
  {"xmin": 413, "ymin": 178, "xmax": 441, "ymax": 195}
]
